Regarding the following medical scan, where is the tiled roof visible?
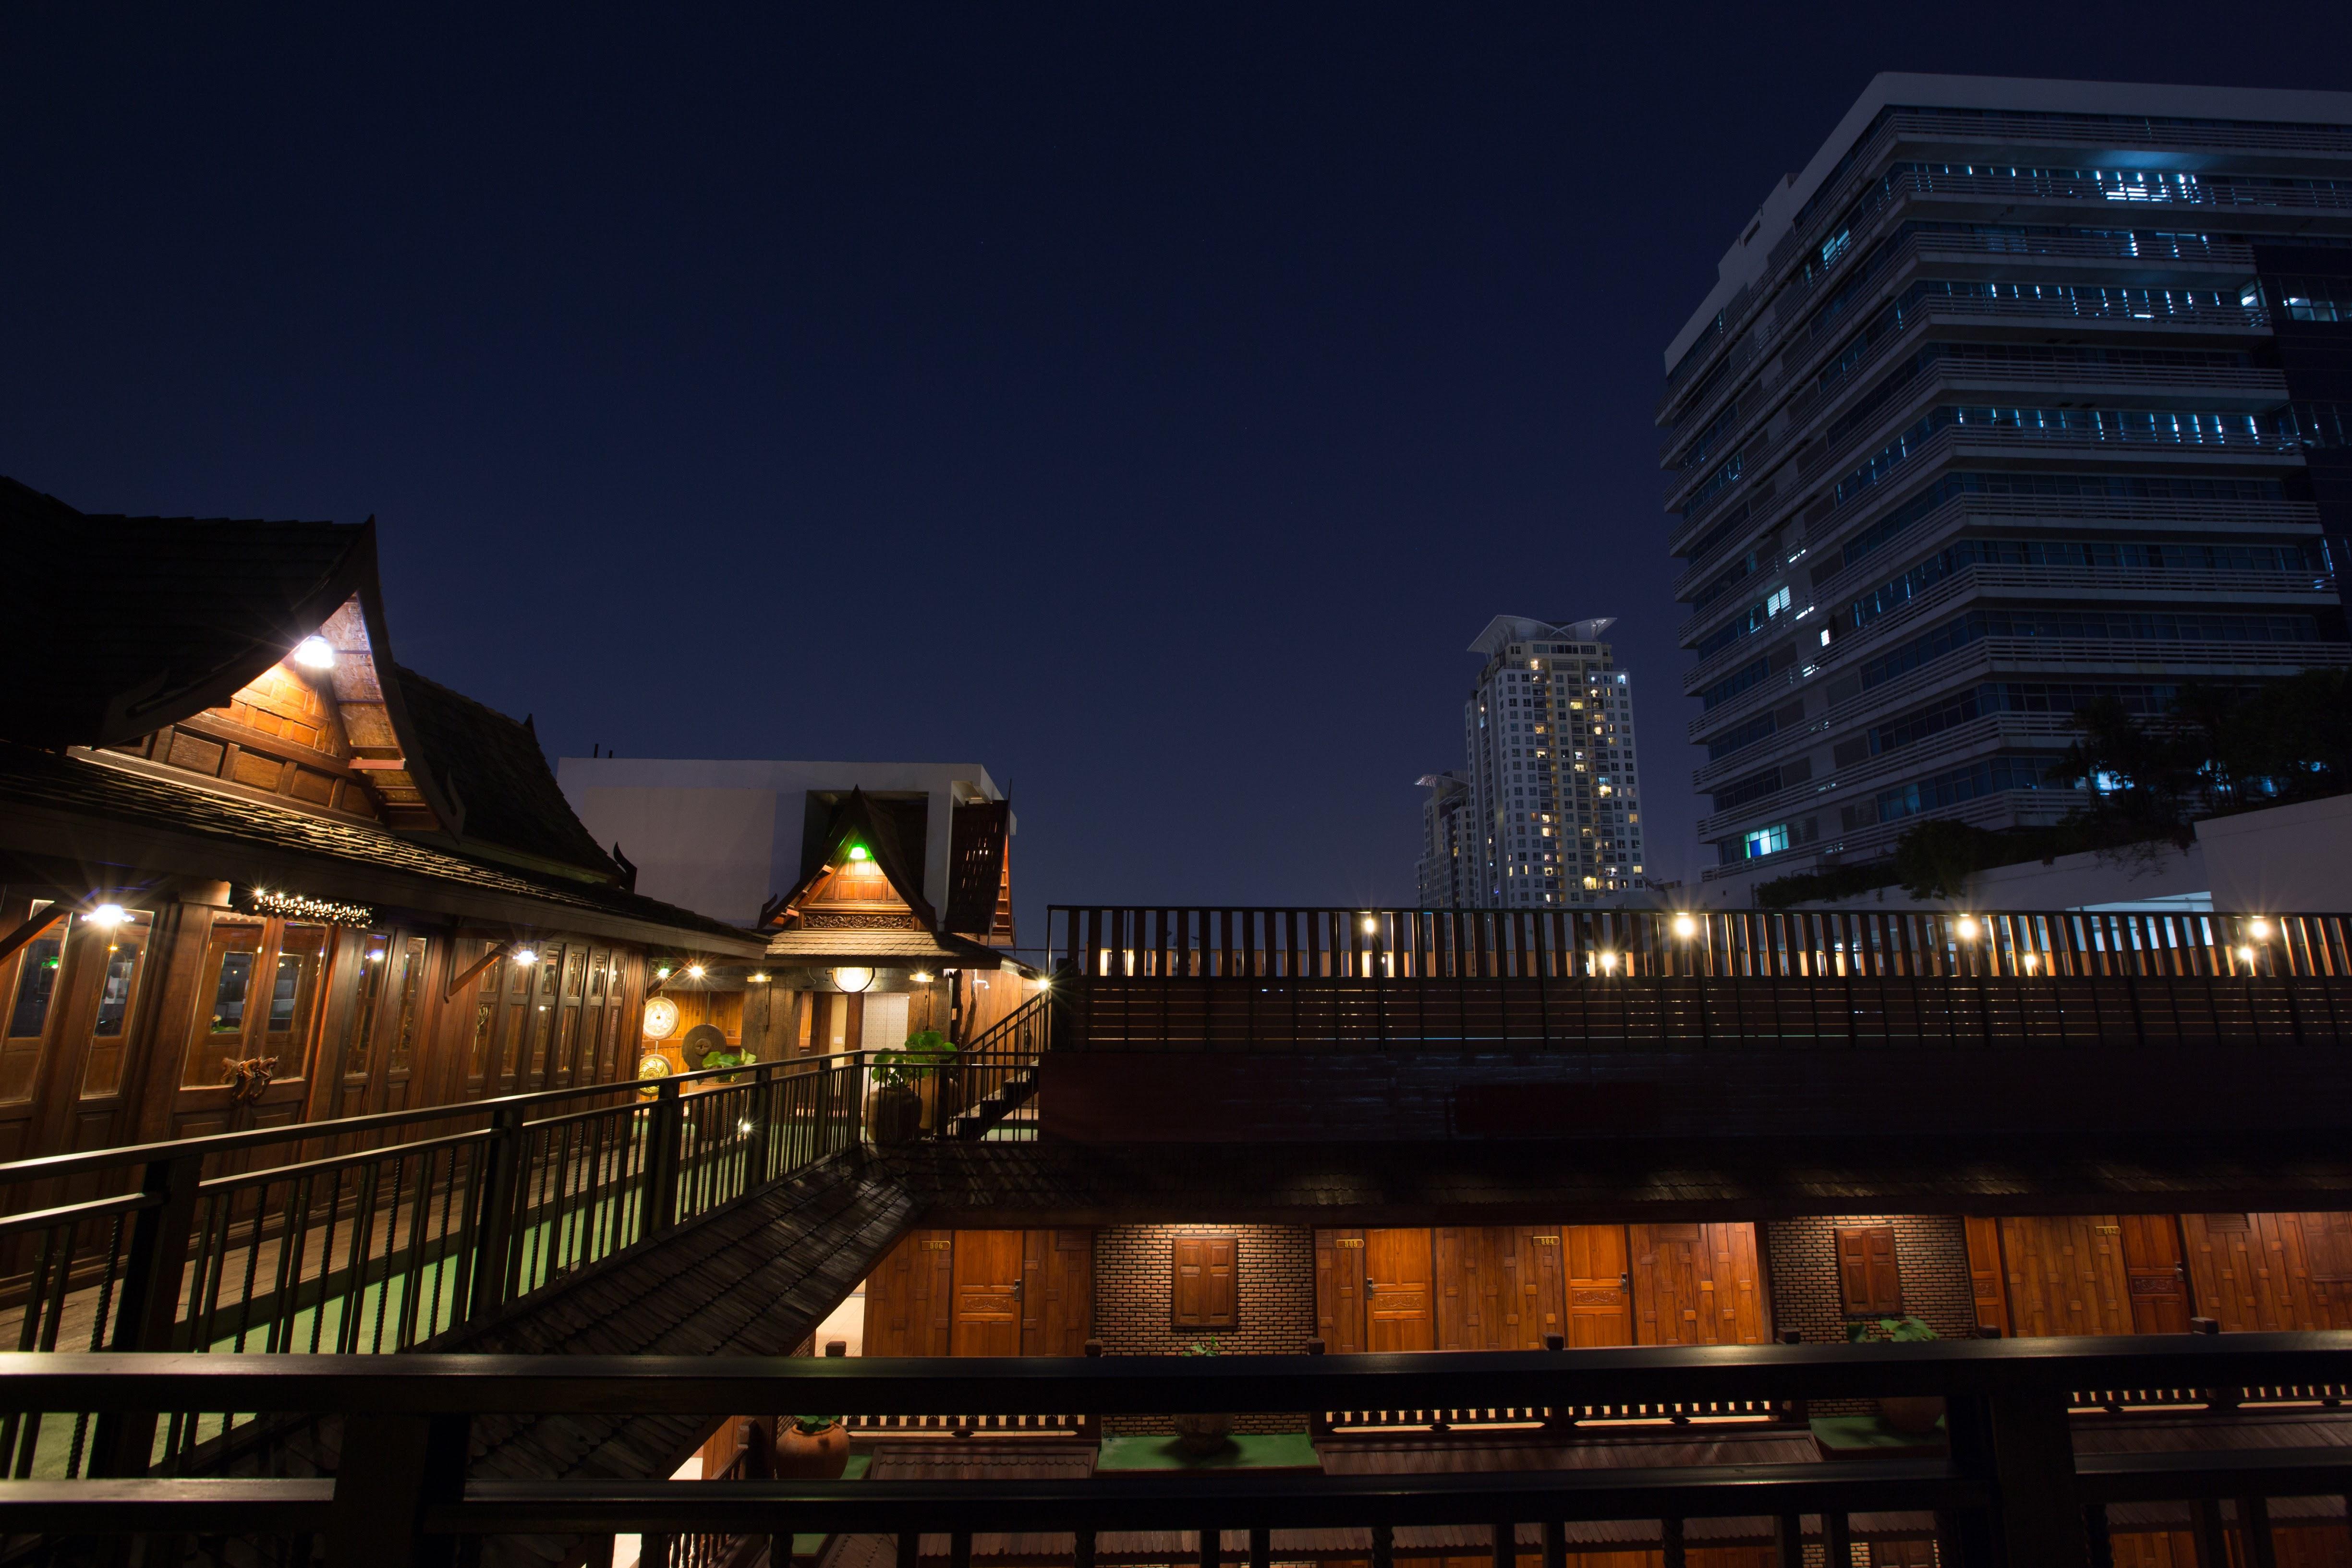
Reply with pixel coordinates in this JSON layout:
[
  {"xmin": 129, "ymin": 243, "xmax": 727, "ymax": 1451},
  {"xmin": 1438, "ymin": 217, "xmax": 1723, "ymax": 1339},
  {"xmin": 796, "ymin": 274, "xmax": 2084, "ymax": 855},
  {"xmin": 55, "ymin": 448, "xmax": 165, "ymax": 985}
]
[
  {"xmin": 764, "ymin": 929, "xmax": 1005, "ymax": 966},
  {"xmin": 391, "ymin": 665, "xmax": 617, "ymax": 878},
  {"xmin": 0, "ymin": 477, "xmax": 371, "ymax": 748},
  {"xmin": 0, "ymin": 742, "xmax": 760, "ymax": 950}
]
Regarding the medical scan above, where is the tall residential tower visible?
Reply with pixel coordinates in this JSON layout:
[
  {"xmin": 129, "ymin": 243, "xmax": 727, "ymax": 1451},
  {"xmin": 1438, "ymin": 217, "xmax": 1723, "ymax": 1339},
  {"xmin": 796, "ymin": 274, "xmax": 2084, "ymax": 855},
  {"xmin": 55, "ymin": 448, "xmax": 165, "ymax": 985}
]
[
  {"xmin": 1657, "ymin": 74, "xmax": 2352, "ymax": 902},
  {"xmin": 1437, "ymin": 616, "xmax": 1647, "ymax": 908}
]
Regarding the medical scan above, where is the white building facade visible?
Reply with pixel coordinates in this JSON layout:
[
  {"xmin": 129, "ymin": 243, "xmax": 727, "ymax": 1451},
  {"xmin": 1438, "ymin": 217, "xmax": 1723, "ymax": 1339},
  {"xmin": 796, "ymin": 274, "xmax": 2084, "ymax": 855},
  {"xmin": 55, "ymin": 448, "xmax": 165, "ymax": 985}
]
[
  {"xmin": 1658, "ymin": 74, "xmax": 2352, "ymax": 903},
  {"xmin": 1441, "ymin": 616, "xmax": 1649, "ymax": 908}
]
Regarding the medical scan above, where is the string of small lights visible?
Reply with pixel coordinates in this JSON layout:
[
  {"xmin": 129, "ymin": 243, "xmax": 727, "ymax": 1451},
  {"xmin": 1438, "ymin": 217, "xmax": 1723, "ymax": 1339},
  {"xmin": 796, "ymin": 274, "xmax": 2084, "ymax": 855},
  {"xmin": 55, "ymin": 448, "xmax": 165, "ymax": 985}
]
[{"xmin": 237, "ymin": 887, "xmax": 376, "ymax": 928}]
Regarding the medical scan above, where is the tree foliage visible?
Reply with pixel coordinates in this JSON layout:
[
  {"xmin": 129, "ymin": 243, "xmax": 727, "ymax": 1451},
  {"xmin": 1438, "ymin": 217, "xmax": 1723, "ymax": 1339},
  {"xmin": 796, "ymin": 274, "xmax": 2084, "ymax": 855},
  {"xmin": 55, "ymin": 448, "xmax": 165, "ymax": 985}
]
[{"xmin": 2054, "ymin": 670, "xmax": 2352, "ymax": 839}]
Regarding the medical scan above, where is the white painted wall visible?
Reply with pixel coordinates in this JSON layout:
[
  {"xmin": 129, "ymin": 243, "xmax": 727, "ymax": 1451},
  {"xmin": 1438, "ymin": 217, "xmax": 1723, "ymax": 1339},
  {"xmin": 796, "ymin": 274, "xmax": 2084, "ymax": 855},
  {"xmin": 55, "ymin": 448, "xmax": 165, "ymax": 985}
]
[
  {"xmin": 555, "ymin": 758, "xmax": 1005, "ymax": 928},
  {"xmin": 2199, "ymin": 793, "xmax": 2352, "ymax": 914}
]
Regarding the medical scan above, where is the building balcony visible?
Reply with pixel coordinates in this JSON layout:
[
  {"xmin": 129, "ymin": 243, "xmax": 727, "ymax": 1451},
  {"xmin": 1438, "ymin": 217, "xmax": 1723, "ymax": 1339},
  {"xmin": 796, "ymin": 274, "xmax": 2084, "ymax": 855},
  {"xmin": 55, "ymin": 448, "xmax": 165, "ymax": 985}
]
[{"xmin": 1660, "ymin": 224, "xmax": 2265, "ymax": 478}]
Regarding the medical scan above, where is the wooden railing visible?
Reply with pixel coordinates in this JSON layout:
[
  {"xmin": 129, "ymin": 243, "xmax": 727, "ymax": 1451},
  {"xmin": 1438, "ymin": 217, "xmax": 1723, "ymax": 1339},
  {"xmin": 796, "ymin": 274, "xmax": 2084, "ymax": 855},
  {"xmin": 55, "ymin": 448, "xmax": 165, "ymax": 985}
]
[
  {"xmin": 7, "ymin": 1336, "xmax": 2352, "ymax": 1564},
  {"xmin": 1049, "ymin": 907, "xmax": 2352, "ymax": 981}
]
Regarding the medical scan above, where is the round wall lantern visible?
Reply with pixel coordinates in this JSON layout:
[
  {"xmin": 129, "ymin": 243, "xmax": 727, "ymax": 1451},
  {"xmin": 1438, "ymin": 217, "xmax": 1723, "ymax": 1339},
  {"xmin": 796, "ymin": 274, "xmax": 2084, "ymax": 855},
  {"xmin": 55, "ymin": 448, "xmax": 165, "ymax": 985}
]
[{"xmin": 832, "ymin": 966, "xmax": 875, "ymax": 993}]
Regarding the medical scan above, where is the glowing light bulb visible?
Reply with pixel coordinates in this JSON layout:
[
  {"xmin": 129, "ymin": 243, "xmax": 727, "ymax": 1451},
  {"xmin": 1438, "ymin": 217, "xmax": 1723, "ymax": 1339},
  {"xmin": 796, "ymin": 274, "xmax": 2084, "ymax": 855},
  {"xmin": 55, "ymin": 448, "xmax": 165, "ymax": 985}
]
[
  {"xmin": 1672, "ymin": 913, "xmax": 1697, "ymax": 939},
  {"xmin": 2248, "ymin": 919, "xmax": 2272, "ymax": 941},
  {"xmin": 1955, "ymin": 917, "xmax": 1979, "ymax": 941},
  {"xmin": 90, "ymin": 903, "xmax": 127, "ymax": 928},
  {"xmin": 513, "ymin": 948, "xmax": 538, "ymax": 966},
  {"xmin": 687, "ymin": 965, "xmax": 705, "ymax": 980},
  {"xmin": 293, "ymin": 636, "xmax": 336, "ymax": 670}
]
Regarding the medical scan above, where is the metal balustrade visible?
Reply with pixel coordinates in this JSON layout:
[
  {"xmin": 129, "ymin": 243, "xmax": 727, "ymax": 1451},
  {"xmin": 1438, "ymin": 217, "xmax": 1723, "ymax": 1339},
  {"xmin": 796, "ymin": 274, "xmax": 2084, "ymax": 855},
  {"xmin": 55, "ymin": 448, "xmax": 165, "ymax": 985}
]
[
  {"xmin": 0, "ymin": 1005, "xmax": 1057, "ymax": 1480},
  {"xmin": 5, "ymin": 1337, "xmax": 2352, "ymax": 1564}
]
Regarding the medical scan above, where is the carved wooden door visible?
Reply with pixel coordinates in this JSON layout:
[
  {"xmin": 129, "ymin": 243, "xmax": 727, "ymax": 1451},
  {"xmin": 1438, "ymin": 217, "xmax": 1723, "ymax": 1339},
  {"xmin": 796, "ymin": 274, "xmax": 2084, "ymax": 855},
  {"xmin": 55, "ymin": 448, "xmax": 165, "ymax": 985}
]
[
  {"xmin": 1564, "ymin": 1224, "xmax": 1633, "ymax": 1347},
  {"xmin": 950, "ymin": 1228, "xmax": 1026, "ymax": 1355},
  {"xmin": 1363, "ymin": 1228, "xmax": 1433, "ymax": 1351}
]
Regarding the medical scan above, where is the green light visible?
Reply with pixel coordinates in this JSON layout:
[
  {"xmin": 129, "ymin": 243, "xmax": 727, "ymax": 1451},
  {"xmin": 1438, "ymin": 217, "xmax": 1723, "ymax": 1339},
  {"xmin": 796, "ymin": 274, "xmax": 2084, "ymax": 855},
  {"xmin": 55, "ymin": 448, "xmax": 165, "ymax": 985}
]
[{"xmin": 848, "ymin": 845, "xmax": 870, "ymax": 862}]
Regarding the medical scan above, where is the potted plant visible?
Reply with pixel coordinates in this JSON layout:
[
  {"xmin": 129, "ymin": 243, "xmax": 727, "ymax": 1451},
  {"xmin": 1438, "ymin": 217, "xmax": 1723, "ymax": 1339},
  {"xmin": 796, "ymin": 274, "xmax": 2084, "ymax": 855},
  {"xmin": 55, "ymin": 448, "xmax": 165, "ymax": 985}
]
[
  {"xmin": 1848, "ymin": 1315, "xmax": 1944, "ymax": 1434},
  {"xmin": 775, "ymin": 1413, "xmax": 849, "ymax": 1479},
  {"xmin": 697, "ymin": 1042, "xmax": 757, "ymax": 1085},
  {"xmin": 1171, "ymin": 1336, "xmax": 1236, "ymax": 1455},
  {"xmin": 870, "ymin": 1029, "xmax": 958, "ymax": 1145}
]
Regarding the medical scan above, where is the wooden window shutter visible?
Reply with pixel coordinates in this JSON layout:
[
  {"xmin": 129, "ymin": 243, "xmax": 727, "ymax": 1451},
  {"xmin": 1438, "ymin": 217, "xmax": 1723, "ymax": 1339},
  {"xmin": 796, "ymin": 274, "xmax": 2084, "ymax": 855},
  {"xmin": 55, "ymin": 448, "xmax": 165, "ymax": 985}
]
[
  {"xmin": 1174, "ymin": 1232, "xmax": 1239, "ymax": 1330},
  {"xmin": 1836, "ymin": 1225, "xmax": 1903, "ymax": 1315}
]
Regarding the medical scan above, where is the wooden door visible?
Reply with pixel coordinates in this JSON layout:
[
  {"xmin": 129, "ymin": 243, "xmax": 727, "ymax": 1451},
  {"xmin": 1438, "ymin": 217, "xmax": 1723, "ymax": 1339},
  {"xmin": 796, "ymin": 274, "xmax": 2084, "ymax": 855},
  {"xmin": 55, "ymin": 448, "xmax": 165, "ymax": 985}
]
[
  {"xmin": 2297, "ymin": 1211, "xmax": 2352, "ymax": 1328},
  {"xmin": 1172, "ymin": 1233, "xmax": 1238, "ymax": 1333},
  {"xmin": 1998, "ymin": 1216, "xmax": 2134, "ymax": 1337},
  {"xmin": 521, "ymin": 942, "xmax": 564, "ymax": 1090},
  {"xmin": 550, "ymin": 946, "xmax": 588, "ymax": 1087},
  {"xmin": 167, "ymin": 917, "xmax": 329, "ymax": 1140},
  {"xmin": 950, "ymin": 1229, "xmax": 1026, "ymax": 1356},
  {"xmin": 2118, "ymin": 1215, "xmax": 2191, "ymax": 1335},
  {"xmin": 1962, "ymin": 1217, "xmax": 2012, "ymax": 1338},
  {"xmin": 863, "ymin": 1229, "xmax": 954, "ymax": 1355},
  {"xmin": 331, "ymin": 931, "xmax": 396, "ymax": 1117},
  {"xmin": 1630, "ymin": 1223, "xmax": 1764, "ymax": 1346},
  {"xmin": 1021, "ymin": 1229, "xmax": 1094, "ymax": 1353},
  {"xmin": 1363, "ymin": 1228, "xmax": 1434, "ymax": 1351},
  {"xmin": 1564, "ymin": 1224, "xmax": 1633, "ymax": 1347},
  {"xmin": 1314, "ymin": 1229, "xmax": 1367, "ymax": 1353},
  {"xmin": 0, "ymin": 906, "xmax": 165, "ymax": 1167}
]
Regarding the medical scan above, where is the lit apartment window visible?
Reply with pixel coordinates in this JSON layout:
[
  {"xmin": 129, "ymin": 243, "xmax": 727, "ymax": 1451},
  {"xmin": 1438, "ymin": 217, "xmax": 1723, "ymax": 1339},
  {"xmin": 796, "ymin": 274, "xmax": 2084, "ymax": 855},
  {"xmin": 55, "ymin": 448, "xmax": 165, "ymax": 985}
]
[{"xmin": 1743, "ymin": 823, "xmax": 1789, "ymax": 859}]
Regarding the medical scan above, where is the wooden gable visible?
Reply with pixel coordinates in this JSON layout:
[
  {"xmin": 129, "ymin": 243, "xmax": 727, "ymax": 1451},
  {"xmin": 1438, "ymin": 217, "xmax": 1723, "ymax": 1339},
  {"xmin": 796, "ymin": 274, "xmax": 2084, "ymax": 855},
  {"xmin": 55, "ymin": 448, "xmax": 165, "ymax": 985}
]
[{"xmin": 768, "ymin": 789, "xmax": 938, "ymax": 932}]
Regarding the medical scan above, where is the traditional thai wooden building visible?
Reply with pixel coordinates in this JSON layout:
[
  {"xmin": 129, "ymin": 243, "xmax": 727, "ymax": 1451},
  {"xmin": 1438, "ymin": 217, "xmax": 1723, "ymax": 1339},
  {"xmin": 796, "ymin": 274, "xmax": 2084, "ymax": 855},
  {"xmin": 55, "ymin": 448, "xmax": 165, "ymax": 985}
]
[
  {"xmin": 747, "ymin": 786, "xmax": 1033, "ymax": 1062},
  {"xmin": 0, "ymin": 477, "xmax": 762, "ymax": 1159}
]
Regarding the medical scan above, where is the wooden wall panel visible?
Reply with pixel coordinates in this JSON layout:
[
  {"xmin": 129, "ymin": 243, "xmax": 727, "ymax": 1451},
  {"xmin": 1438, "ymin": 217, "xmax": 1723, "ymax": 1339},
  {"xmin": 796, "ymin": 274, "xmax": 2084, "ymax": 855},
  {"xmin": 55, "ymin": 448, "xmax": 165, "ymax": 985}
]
[
  {"xmin": 1999, "ymin": 1216, "xmax": 2134, "ymax": 1338},
  {"xmin": 2183, "ymin": 1211, "xmax": 2352, "ymax": 1332},
  {"xmin": 1435, "ymin": 1227, "xmax": 1563, "ymax": 1351},
  {"xmin": 1315, "ymin": 1228, "xmax": 1366, "ymax": 1353},
  {"xmin": 862, "ymin": 1229, "xmax": 953, "ymax": 1356},
  {"xmin": 1021, "ymin": 1228, "xmax": 1095, "ymax": 1354},
  {"xmin": 1517, "ymin": 1227, "xmax": 1567, "ymax": 1348},
  {"xmin": 1630, "ymin": 1223, "xmax": 1764, "ymax": 1346}
]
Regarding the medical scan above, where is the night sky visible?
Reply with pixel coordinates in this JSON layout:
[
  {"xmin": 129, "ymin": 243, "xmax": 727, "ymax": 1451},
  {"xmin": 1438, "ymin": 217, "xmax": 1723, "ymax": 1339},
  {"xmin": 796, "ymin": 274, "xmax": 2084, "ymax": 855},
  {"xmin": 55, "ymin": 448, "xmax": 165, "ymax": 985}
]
[{"xmin": 3, "ymin": 8, "xmax": 2338, "ymax": 940}]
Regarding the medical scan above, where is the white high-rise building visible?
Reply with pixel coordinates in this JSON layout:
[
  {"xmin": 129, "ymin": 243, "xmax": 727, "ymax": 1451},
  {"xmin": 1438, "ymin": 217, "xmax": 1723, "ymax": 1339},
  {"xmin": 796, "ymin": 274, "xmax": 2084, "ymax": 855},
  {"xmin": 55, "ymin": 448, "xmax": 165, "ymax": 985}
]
[{"xmin": 1432, "ymin": 616, "xmax": 1649, "ymax": 908}]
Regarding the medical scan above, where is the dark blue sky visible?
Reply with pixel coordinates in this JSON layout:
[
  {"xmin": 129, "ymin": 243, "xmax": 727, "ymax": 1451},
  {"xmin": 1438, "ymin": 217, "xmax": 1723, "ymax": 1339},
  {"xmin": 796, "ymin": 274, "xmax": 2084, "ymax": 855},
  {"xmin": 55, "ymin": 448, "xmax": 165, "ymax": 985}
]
[{"xmin": 3, "ymin": 7, "xmax": 2336, "ymax": 933}]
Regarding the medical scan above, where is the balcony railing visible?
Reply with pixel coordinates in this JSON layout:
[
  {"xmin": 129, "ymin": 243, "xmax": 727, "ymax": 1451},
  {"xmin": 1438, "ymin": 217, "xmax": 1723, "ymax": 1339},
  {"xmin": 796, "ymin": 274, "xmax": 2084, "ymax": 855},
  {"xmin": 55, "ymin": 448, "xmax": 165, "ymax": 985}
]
[
  {"xmin": 0, "ymin": 1011, "xmax": 1058, "ymax": 1479},
  {"xmin": 1049, "ymin": 906, "xmax": 2350, "ymax": 982},
  {"xmin": 1661, "ymin": 224, "xmax": 2263, "ymax": 476},
  {"xmin": 7, "ymin": 1336, "xmax": 2352, "ymax": 1565}
]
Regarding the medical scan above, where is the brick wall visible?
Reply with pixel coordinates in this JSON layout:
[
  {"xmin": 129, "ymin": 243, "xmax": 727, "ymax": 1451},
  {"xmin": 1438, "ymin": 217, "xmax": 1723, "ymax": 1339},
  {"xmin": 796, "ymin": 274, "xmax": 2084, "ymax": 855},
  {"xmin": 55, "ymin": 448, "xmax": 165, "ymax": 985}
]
[
  {"xmin": 1765, "ymin": 1214, "xmax": 1976, "ymax": 1345},
  {"xmin": 1093, "ymin": 1224, "xmax": 1316, "ymax": 1434}
]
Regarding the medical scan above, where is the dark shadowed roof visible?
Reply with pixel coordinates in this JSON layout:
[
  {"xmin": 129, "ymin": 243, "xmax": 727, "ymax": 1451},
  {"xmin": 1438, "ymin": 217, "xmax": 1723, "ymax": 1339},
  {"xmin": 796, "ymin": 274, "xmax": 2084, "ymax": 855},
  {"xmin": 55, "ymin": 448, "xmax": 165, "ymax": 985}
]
[
  {"xmin": 391, "ymin": 665, "xmax": 616, "ymax": 880},
  {"xmin": 0, "ymin": 476, "xmax": 373, "ymax": 748},
  {"xmin": 0, "ymin": 741, "xmax": 760, "ymax": 951}
]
